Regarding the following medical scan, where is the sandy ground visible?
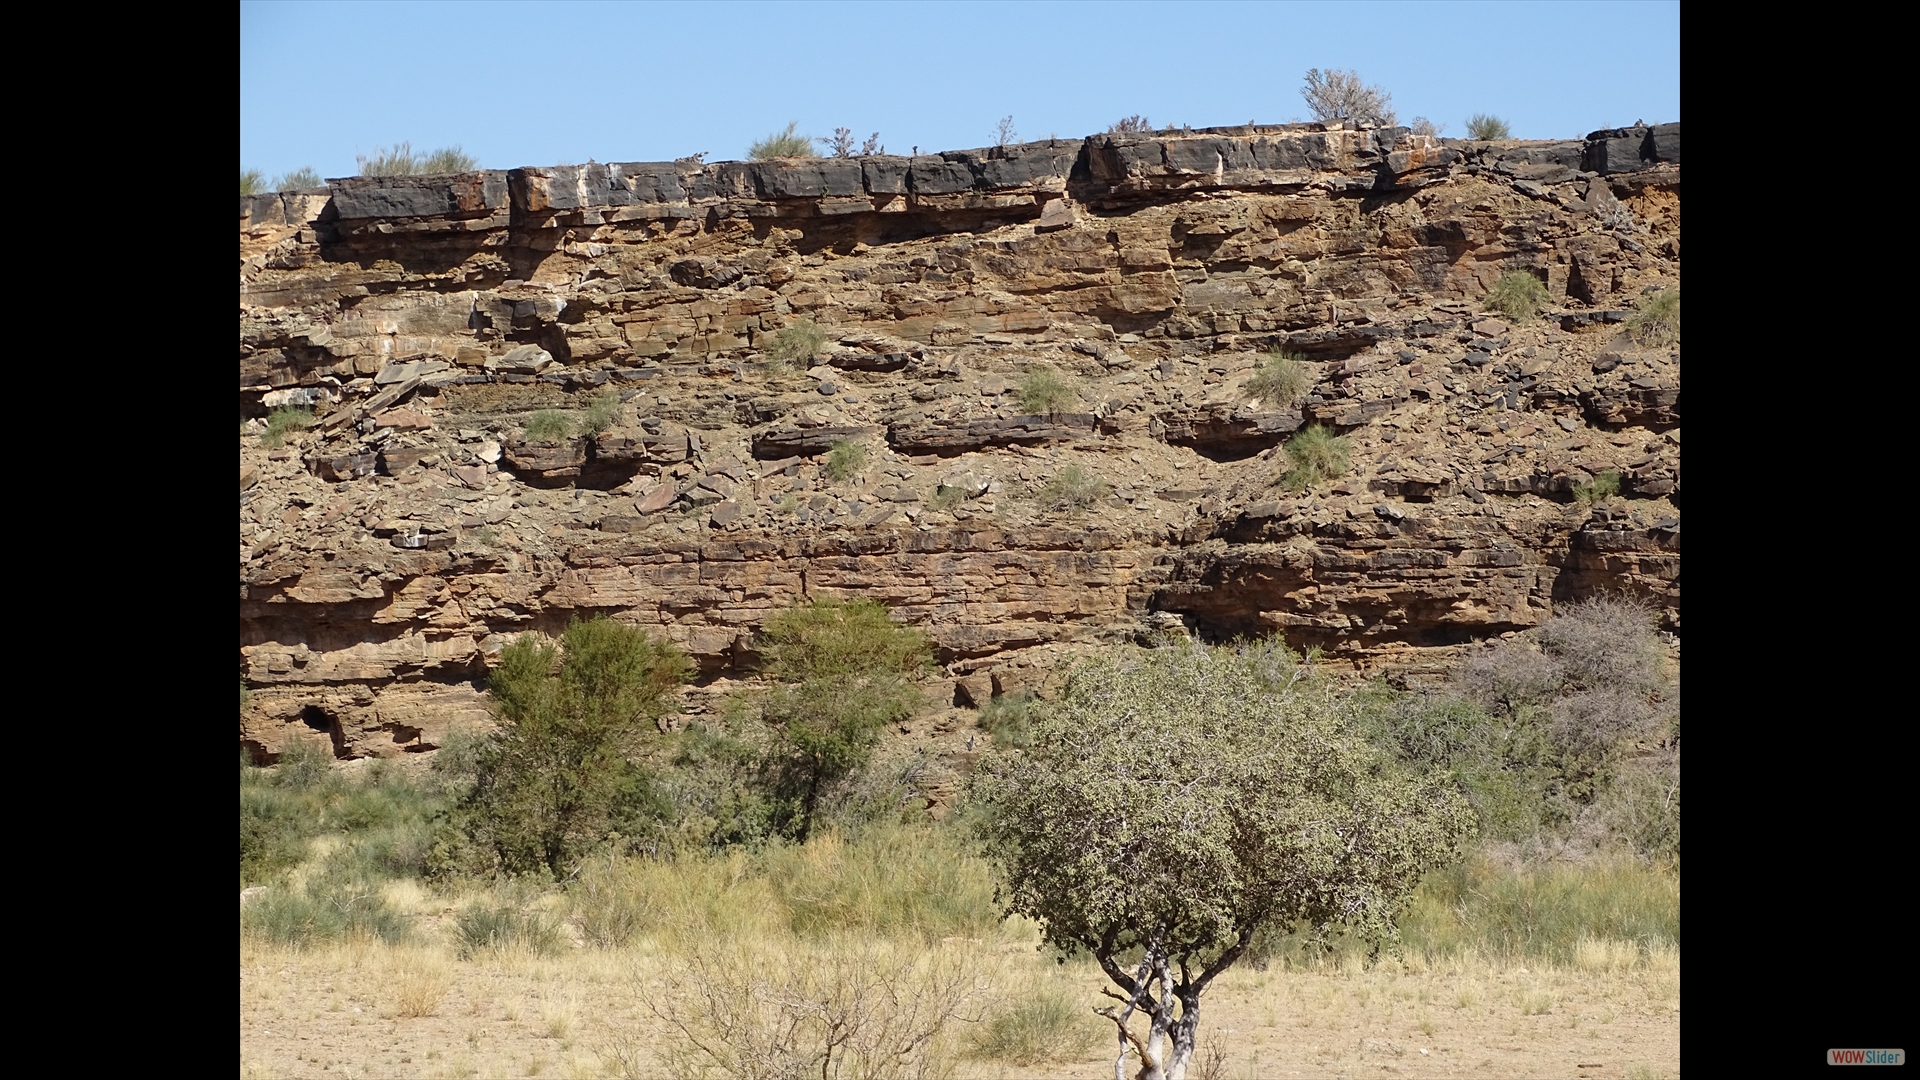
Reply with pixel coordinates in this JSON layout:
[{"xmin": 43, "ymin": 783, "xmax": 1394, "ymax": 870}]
[{"xmin": 240, "ymin": 934, "xmax": 1678, "ymax": 1080}]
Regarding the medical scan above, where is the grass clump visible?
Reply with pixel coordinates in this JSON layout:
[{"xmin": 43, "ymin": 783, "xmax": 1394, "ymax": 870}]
[
  {"xmin": 523, "ymin": 409, "xmax": 573, "ymax": 442},
  {"xmin": 275, "ymin": 166, "xmax": 323, "ymax": 191},
  {"xmin": 1466, "ymin": 114, "xmax": 1513, "ymax": 140},
  {"xmin": 765, "ymin": 319, "xmax": 830, "ymax": 364},
  {"xmin": 1276, "ymin": 424, "xmax": 1351, "ymax": 492},
  {"xmin": 1484, "ymin": 270, "xmax": 1552, "ymax": 322},
  {"xmin": 1627, "ymin": 290, "xmax": 1680, "ymax": 346},
  {"xmin": 454, "ymin": 900, "xmax": 565, "ymax": 959},
  {"xmin": 1032, "ymin": 465, "xmax": 1109, "ymax": 513},
  {"xmin": 581, "ymin": 392, "xmax": 622, "ymax": 436},
  {"xmin": 259, "ymin": 406, "xmax": 314, "ymax": 448},
  {"xmin": 825, "ymin": 439, "xmax": 868, "ymax": 482},
  {"xmin": 1573, "ymin": 470, "xmax": 1622, "ymax": 505},
  {"xmin": 1246, "ymin": 349, "xmax": 1313, "ymax": 408},
  {"xmin": 969, "ymin": 981, "xmax": 1097, "ymax": 1065},
  {"xmin": 975, "ymin": 692, "xmax": 1038, "ymax": 748},
  {"xmin": 1014, "ymin": 366, "xmax": 1077, "ymax": 415},
  {"xmin": 749, "ymin": 121, "xmax": 814, "ymax": 159},
  {"xmin": 925, "ymin": 485, "xmax": 967, "ymax": 513},
  {"xmin": 356, "ymin": 142, "xmax": 478, "ymax": 176}
]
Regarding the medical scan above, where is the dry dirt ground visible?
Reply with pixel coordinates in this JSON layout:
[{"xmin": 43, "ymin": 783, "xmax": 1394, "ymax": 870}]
[{"xmin": 239, "ymin": 932, "xmax": 1678, "ymax": 1080}]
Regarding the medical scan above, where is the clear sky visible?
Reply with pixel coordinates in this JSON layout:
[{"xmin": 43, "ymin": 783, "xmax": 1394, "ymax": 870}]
[{"xmin": 240, "ymin": 0, "xmax": 1679, "ymax": 182}]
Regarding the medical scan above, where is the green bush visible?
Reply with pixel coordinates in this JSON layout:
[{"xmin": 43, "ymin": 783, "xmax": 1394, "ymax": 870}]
[
  {"xmin": 274, "ymin": 166, "xmax": 324, "ymax": 191},
  {"xmin": 241, "ymin": 169, "xmax": 265, "ymax": 196},
  {"xmin": 1032, "ymin": 465, "xmax": 1108, "ymax": 513},
  {"xmin": 1246, "ymin": 350, "xmax": 1313, "ymax": 408},
  {"xmin": 765, "ymin": 319, "xmax": 829, "ymax": 363},
  {"xmin": 582, "ymin": 393, "xmax": 622, "ymax": 436},
  {"xmin": 1485, "ymin": 271, "xmax": 1552, "ymax": 322},
  {"xmin": 754, "ymin": 598, "xmax": 933, "ymax": 841},
  {"xmin": 1277, "ymin": 424, "xmax": 1350, "ymax": 491},
  {"xmin": 259, "ymin": 406, "xmax": 313, "ymax": 449},
  {"xmin": 1627, "ymin": 290, "xmax": 1680, "ymax": 346},
  {"xmin": 433, "ymin": 616, "xmax": 692, "ymax": 878},
  {"xmin": 925, "ymin": 485, "xmax": 966, "ymax": 513},
  {"xmin": 825, "ymin": 439, "xmax": 868, "ymax": 482},
  {"xmin": 748, "ymin": 122, "xmax": 814, "ymax": 160},
  {"xmin": 1574, "ymin": 470, "xmax": 1622, "ymax": 505},
  {"xmin": 241, "ymin": 873, "xmax": 413, "ymax": 947},
  {"xmin": 1014, "ymin": 366, "xmax": 1076, "ymax": 415},
  {"xmin": 357, "ymin": 142, "xmax": 478, "ymax": 177},
  {"xmin": 1465, "ymin": 114, "xmax": 1513, "ymax": 140},
  {"xmin": 524, "ymin": 409, "xmax": 573, "ymax": 442}
]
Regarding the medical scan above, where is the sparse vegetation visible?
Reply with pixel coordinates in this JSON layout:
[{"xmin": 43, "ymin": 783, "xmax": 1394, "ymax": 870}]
[
  {"xmin": 1108, "ymin": 115, "xmax": 1153, "ymax": 134},
  {"xmin": 1410, "ymin": 116, "xmax": 1445, "ymax": 137},
  {"xmin": 1032, "ymin": 465, "xmax": 1108, "ymax": 513},
  {"xmin": 1246, "ymin": 349, "xmax": 1313, "ymax": 407},
  {"xmin": 523, "ymin": 409, "xmax": 573, "ymax": 442},
  {"xmin": 820, "ymin": 127, "xmax": 883, "ymax": 157},
  {"xmin": 1466, "ymin": 114, "xmax": 1514, "ymax": 140},
  {"xmin": 259, "ymin": 406, "xmax": 314, "ymax": 448},
  {"xmin": 454, "ymin": 899, "xmax": 565, "ymax": 958},
  {"xmin": 582, "ymin": 392, "xmax": 622, "ymax": 436},
  {"xmin": 356, "ymin": 142, "xmax": 479, "ymax": 176},
  {"xmin": 748, "ymin": 122, "xmax": 813, "ymax": 160},
  {"xmin": 241, "ymin": 168, "xmax": 266, "ymax": 195},
  {"xmin": 1301, "ymin": 68, "xmax": 1397, "ymax": 126},
  {"xmin": 994, "ymin": 115, "xmax": 1019, "ymax": 147},
  {"xmin": 925, "ymin": 485, "xmax": 966, "ymax": 513},
  {"xmin": 1014, "ymin": 365, "xmax": 1077, "ymax": 415},
  {"xmin": 1277, "ymin": 424, "xmax": 1351, "ymax": 491},
  {"xmin": 765, "ymin": 318, "xmax": 830, "ymax": 363},
  {"xmin": 1627, "ymin": 290, "xmax": 1680, "ymax": 346},
  {"xmin": 825, "ymin": 439, "xmax": 868, "ymax": 482},
  {"xmin": 974, "ymin": 692, "xmax": 1037, "ymax": 748},
  {"xmin": 274, "ymin": 166, "xmax": 324, "ymax": 191},
  {"xmin": 1574, "ymin": 470, "xmax": 1622, "ymax": 505},
  {"xmin": 1485, "ymin": 270, "xmax": 1553, "ymax": 322}
]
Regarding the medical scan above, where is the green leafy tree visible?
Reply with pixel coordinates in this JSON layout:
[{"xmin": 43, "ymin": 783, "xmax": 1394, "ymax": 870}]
[
  {"xmin": 756, "ymin": 598, "xmax": 933, "ymax": 841},
  {"xmin": 969, "ymin": 641, "xmax": 1473, "ymax": 1080},
  {"xmin": 437, "ymin": 616, "xmax": 691, "ymax": 877}
]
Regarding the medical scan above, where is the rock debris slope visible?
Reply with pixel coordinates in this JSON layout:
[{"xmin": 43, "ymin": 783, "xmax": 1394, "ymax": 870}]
[{"xmin": 240, "ymin": 121, "xmax": 1679, "ymax": 761}]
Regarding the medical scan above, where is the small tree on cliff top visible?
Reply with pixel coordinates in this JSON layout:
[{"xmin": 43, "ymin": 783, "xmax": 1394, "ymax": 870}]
[{"xmin": 969, "ymin": 641, "xmax": 1473, "ymax": 1080}]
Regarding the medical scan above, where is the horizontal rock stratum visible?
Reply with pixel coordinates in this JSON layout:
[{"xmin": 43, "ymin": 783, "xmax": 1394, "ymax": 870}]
[{"xmin": 240, "ymin": 120, "xmax": 1679, "ymax": 762}]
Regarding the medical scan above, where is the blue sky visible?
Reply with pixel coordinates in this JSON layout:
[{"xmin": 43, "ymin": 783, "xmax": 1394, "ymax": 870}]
[{"xmin": 241, "ymin": 1, "xmax": 1679, "ymax": 182}]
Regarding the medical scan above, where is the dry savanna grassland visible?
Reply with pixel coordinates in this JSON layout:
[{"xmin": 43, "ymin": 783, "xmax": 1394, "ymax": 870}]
[{"xmin": 241, "ymin": 599, "xmax": 1678, "ymax": 1080}]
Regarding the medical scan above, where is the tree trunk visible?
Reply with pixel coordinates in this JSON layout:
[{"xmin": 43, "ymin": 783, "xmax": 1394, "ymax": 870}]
[{"xmin": 1165, "ymin": 995, "xmax": 1201, "ymax": 1080}]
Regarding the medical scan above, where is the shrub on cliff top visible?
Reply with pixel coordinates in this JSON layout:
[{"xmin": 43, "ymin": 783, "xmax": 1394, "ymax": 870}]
[
  {"xmin": 241, "ymin": 169, "xmax": 265, "ymax": 196},
  {"xmin": 356, "ymin": 142, "xmax": 478, "ymax": 177},
  {"xmin": 274, "ymin": 166, "xmax": 324, "ymax": 191},
  {"xmin": 1300, "ymin": 68, "xmax": 1397, "ymax": 126},
  {"xmin": 1465, "ymin": 114, "xmax": 1513, "ymax": 140},
  {"xmin": 749, "ymin": 122, "xmax": 814, "ymax": 160}
]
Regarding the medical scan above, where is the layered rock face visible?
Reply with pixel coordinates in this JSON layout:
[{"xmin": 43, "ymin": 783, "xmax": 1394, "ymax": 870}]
[{"xmin": 240, "ymin": 121, "xmax": 1680, "ymax": 762}]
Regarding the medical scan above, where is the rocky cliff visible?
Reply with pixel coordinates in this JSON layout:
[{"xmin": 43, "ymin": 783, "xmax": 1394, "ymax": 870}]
[{"xmin": 240, "ymin": 120, "xmax": 1679, "ymax": 763}]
